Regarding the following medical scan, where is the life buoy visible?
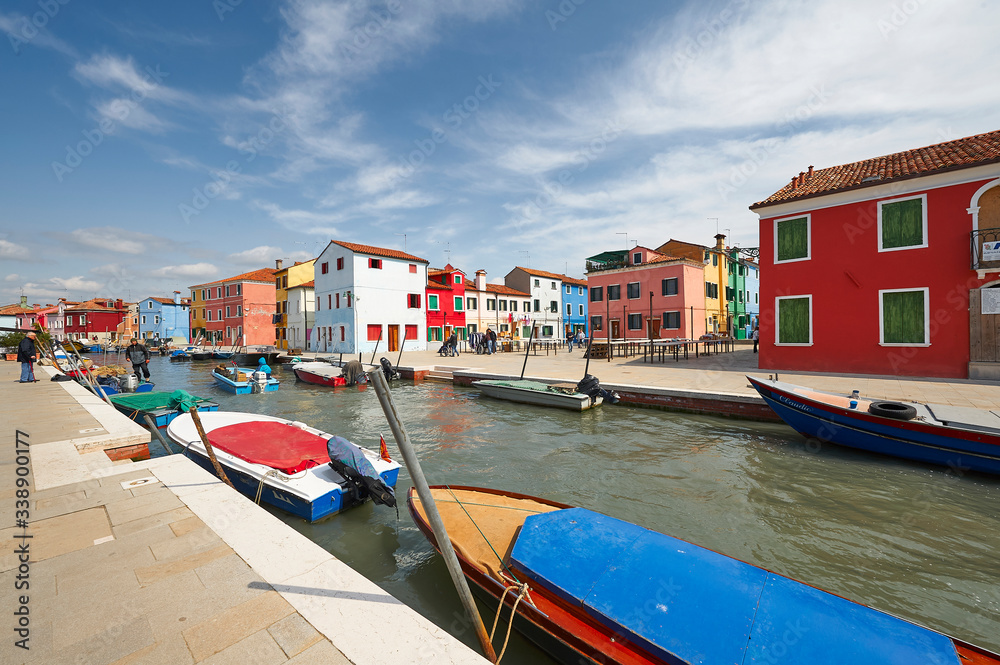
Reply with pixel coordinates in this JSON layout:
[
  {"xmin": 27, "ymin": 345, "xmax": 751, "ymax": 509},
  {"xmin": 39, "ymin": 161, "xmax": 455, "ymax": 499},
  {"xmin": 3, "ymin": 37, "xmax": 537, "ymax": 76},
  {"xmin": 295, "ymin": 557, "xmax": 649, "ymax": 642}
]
[{"xmin": 867, "ymin": 401, "xmax": 917, "ymax": 421}]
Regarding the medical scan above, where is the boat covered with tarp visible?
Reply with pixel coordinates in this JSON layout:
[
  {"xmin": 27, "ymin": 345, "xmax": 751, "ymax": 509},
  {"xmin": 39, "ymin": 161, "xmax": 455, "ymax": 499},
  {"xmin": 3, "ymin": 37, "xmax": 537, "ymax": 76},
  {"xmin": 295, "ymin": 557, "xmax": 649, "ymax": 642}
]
[
  {"xmin": 409, "ymin": 486, "xmax": 1000, "ymax": 665},
  {"xmin": 472, "ymin": 379, "xmax": 602, "ymax": 411},
  {"xmin": 109, "ymin": 390, "xmax": 220, "ymax": 429},
  {"xmin": 166, "ymin": 412, "xmax": 400, "ymax": 521},
  {"xmin": 212, "ymin": 364, "xmax": 279, "ymax": 394}
]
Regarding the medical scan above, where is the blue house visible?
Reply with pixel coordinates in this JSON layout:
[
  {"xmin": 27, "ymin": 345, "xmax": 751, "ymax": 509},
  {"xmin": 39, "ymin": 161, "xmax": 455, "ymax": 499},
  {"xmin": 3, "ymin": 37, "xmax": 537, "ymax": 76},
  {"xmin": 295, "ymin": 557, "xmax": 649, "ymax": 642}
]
[
  {"xmin": 136, "ymin": 292, "xmax": 191, "ymax": 343},
  {"xmin": 745, "ymin": 261, "xmax": 760, "ymax": 335},
  {"xmin": 562, "ymin": 276, "xmax": 588, "ymax": 337}
]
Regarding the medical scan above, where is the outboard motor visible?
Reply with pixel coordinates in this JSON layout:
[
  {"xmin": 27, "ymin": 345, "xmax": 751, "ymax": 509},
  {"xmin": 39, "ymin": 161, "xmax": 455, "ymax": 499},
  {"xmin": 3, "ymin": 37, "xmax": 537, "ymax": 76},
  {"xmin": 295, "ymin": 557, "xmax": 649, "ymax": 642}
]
[
  {"xmin": 326, "ymin": 436, "xmax": 396, "ymax": 507},
  {"xmin": 576, "ymin": 374, "xmax": 621, "ymax": 405},
  {"xmin": 121, "ymin": 374, "xmax": 139, "ymax": 393},
  {"xmin": 250, "ymin": 369, "xmax": 269, "ymax": 393},
  {"xmin": 380, "ymin": 357, "xmax": 399, "ymax": 381}
]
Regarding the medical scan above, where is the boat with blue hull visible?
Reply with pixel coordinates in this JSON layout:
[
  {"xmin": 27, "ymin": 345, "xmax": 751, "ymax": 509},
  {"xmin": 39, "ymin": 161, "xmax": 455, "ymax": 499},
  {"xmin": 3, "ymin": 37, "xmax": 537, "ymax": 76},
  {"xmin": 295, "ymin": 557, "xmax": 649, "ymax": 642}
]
[
  {"xmin": 166, "ymin": 412, "xmax": 401, "ymax": 522},
  {"xmin": 212, "ymin": 365, "xmax": 279, "ymax": 394},
  {"xmin": 409, "ymin": 486, "xmax": 1000, "ymax": 665},
  {"xmin": 747, "ymin": 376, "xmax": 1000, "ymax": 475},
  {"xmin": 109, "ymin": 390, "xmax": 220, "ymax": 429}
]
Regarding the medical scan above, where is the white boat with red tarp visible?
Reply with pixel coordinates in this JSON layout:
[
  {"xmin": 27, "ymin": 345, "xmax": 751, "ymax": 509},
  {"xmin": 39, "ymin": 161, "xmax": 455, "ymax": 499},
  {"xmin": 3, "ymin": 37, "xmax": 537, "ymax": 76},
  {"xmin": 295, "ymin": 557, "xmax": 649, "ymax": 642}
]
[
  {"xmin": 291, "ymin": 361, "xmax": 347, "ymax": 387},
  {"xmin": 166, "ymin": 412, "xmax": 400, "ymax": 521}
]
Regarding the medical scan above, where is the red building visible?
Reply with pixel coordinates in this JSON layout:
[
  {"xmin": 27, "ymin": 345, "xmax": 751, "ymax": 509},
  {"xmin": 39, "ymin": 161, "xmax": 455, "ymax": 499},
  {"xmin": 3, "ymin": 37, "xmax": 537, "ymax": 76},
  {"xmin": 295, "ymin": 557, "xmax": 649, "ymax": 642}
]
[
  {"xmin": 586, "ymin": 246, "xmax": 708, "ymax": 340},
  {"xmin": 190, "ymin": 268, "xmax": 277, "ymax": 346},
  {"xmin": 64, "ymin": 298, "xmax": 128, "ymax": 343},
  {"xmin": 752, "ymin": 129, "xmax": 1000, "ymax": 379},
  {"xmin": 425, "ymin": 264, "xmax": 467, "ymax": 344}
]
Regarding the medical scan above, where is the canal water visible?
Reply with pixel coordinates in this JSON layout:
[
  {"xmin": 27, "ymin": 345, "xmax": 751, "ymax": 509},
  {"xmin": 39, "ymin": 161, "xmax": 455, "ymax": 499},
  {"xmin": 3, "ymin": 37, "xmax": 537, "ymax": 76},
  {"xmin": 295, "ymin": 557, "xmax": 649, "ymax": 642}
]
[{"xmin": 141, "ymin": 355, "xmax": 1000, "ymax": 659}]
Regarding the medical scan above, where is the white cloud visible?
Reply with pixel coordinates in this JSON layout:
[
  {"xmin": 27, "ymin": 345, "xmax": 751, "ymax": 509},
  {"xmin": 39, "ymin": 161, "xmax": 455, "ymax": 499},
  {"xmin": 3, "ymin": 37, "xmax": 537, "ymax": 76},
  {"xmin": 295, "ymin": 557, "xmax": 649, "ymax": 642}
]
[
  {"xmin": 0, "ymin": 12, "xmax": 78, "ymax": 58},
  {"xmin": 50, "ymin": 276, "xmax": 102, "ymax": 291},
  {"xmin": 0, "ymin": 240, "xmax": 30, "ymax": 260},
  {"xmin": 149, "ymin": 263, "xmax": 219, "ymax": 278},
  {"xmin": 69, "ymin": 227, "xmax": 156, "ymax": 255},
  {"xmin": 228, "ymin": 246, "xmax": 314, "ymax": 266},
  {"xmin": 4, "ymin": 274, "xmax": 20, "ymax": 282}
]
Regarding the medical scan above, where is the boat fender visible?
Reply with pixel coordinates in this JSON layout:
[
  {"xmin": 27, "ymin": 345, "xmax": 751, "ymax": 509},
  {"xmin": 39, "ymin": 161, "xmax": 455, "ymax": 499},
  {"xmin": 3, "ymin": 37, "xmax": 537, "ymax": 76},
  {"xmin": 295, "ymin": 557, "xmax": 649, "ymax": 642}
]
[{"xmin": 867, "ymin": 401, "xmax": 917, "ymax": 421}]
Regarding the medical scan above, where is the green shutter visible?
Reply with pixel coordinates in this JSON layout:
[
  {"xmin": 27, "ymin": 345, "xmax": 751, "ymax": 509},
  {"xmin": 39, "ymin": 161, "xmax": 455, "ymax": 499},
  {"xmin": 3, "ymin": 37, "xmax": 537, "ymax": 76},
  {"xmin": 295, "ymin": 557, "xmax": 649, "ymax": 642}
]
[
  {"xmin": 777, "ymin": 217, "xmax": 808, "ymax": 261},
  {"xmin": 883, "ymin": 291, "xmax": 925, "ymax": 343},
  {"xmin": 778, "ymin": 297, "xmax": 810, "ymax": 343},
  {"xmin": 881, "ymin": 199, "xmax": 923, "ymax": 249}
]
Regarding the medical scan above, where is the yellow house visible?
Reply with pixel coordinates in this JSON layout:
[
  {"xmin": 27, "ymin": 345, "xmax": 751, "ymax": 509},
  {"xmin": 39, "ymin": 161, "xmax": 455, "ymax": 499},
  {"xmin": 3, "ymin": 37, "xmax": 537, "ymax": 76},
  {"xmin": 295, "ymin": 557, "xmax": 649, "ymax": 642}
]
[
  {"xmin": 188, "ymin": 285, "xmax": 207, "ymax": 341},
  {"xmin": 656, "ymin": 236, "xmax": 730, "ymax": 335},
  {"xmin": 274, "ymin": 258, "xmax": 316, "ymax": 349}
]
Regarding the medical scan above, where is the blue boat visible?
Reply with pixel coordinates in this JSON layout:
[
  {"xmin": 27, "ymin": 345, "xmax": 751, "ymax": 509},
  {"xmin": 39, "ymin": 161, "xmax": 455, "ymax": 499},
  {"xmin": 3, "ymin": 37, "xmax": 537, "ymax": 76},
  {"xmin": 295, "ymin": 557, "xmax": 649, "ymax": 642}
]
[
  {"xmin": 169, "ymin": 349, "xmax": 191, "ymax": 361},
  {"xmin": 409, "ymin": 486, "xmax": 999, "ymax": 665},
  {"xmin": 211, "ymin": 350, "xmax": 234, "ymax": 359},
  {"xmin": 108, "ymin": 390, "xmax": 220, "ymax": 429},
  {"xmin": 747, "ymin": 376, "xmax": 1000, "ymax": 475},
  {"xmin": 88, "ymin": 380, "xmax": 155, "ymax": 396},
  {"xmin": 165, "ymin": 412, "xmax": 401, "ymax": 521},
  {"xmin": 211, "ymin": 365, "xmax": 279, "ymax": 394}
]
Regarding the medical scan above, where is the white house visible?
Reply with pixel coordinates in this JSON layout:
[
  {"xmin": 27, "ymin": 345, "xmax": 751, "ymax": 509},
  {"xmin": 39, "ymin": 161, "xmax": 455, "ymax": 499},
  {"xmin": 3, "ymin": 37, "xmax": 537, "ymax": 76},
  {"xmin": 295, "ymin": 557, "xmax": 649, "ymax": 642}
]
[
  {"xmin": 504, "ymin": 266, "xmax": 565, "ymax": 339},
  {"xmin": 313, "ymin": 240, "xmax": 429, "ymax": 354},
  {"xmin": 463, "ymin": 270, "xmax": 532, "ymax": 339},
  {"xmin": 286, "ymin": 280, "xmax": 315, "ymax": 352}
]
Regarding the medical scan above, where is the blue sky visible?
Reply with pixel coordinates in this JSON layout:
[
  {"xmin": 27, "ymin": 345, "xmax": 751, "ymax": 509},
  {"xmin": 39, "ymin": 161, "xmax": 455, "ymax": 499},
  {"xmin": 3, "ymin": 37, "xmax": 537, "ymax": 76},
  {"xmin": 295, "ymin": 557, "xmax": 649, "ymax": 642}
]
[{"xmin": 2, "ymin": 0, "xmax": 1000, "ymax": 304}]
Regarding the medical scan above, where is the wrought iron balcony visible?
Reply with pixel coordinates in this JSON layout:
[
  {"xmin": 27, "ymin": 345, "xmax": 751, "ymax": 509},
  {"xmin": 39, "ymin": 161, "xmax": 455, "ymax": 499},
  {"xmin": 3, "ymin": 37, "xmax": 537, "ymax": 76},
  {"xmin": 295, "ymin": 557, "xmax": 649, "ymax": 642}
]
[
  {"xmin": 586, "ymin": 260, "xmax": 628, "ymax": 273},
  {"xmin": 971, "ymin": 227, "xmax": 1000, "ymax": 272}
]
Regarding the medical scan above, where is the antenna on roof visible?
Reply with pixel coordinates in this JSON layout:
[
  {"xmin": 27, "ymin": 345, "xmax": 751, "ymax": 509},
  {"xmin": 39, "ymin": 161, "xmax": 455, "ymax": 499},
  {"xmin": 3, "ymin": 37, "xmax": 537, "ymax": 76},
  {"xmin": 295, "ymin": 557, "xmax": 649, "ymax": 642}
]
[
  {"xmin": 520, "ymin": 250, "xmax": 530, "ymax": 267},
  {"xmin": 395, "ymin": 233, "xmax": 407, "ymax": 252},
  {"xmin": 708, "ymin": 218, "xmax": 719, "ymax": 235}
]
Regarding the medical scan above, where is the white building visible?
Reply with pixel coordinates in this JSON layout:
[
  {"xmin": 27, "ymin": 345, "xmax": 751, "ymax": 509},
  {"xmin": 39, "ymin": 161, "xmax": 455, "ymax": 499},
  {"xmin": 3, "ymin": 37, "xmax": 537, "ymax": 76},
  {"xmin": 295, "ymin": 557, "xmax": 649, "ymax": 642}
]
[
  {"xmin": 285, "ymin": 280, "xmax": 315, "ymax": 352},
  {"xmin": 463, "ymin": 270, "xmax": 532, "ymax": 339},
  {"xmin": 313, "ymin": 240, "xmax": 429, "ymax": 354},
  {"xmin": 504, "ymin": 267, "xmax": 565, "ymax": 339}
]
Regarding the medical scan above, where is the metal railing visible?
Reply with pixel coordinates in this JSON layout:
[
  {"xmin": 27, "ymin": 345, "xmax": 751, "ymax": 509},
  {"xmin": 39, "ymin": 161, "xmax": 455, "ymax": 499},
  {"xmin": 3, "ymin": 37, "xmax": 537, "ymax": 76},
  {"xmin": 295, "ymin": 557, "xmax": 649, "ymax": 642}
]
[
  {"xmin": 971, "ymin": 227, "xmax": 1000, "ymax": 270},
  {"xmin": 585, "ymin": 260, "xmax": 628, "ymax": 273}
]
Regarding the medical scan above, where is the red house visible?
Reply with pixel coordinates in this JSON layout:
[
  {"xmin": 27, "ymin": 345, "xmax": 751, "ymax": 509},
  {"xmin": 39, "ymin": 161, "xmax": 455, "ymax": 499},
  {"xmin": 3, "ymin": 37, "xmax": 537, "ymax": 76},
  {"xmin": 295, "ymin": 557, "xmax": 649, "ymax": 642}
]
[
  {"xmin": 751, "ymin": 129, "xmax": 1000, "ymax": 379},
  {"xmin": 190, "ymin": 268, "xmax": 277, "ymax": 346},
  {"xmin": 585, "ymin": 246, "xmax": 708, "ymax": 340},
  {"xmin": 64, "ymin": 298, "xmax": 128, "ymax": 343},
  {"xmin": 425, "ymin": 264, "xmax": 466, "ymax": 344}
]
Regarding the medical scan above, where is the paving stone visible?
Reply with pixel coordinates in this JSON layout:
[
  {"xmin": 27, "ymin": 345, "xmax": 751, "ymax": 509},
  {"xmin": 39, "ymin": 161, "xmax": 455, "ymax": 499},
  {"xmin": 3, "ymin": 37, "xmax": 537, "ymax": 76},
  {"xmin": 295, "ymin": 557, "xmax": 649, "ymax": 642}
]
[
  {"xmin": 108, "ymin": 632, "xmax": 194, "ymax": 665},
  {"xmin": 0, "ymin": 563, "xmax": 57, "ymax": 601},
  {"xmin": 30, "ymin": 479, "xmax": 101, "ymax": 501},
  {"xmin": 149, "ymin": 526, "xmax": 224, "ymax": 562},
  {"xmin": 50, "ymin": 595, "xmax": 150, "ymax": 653},
  {"xmin": 134, "ymin": 544, "xmax": 233, "ymax": 587},
  {"xmin": 39, "ymin": 538, "xmax": 155, "ymax": 586},
  {"xmin": 0, "ymin": 618, "xmax": 53, "ymax": 665},
  {"xmin": 129, "ymin": 481, "xmax": 167, "ymax": 497},
  {"xmin": 182, "ymin": 591, "xmax": 295, "ymax": 662},
  {"xmin": 169, "ymin": 516, "xmax": 204, "ymax": 538},
  {"xmin": 106, "ymin": 494, "xmax": 185, "ymax": 526},
  {"xmin": 196, "ymin": 629, "xmax": 287, "ymax": 665},
  {"xmin": 135, "ymin": 569, "xmax": 223, "ymax": 642},
  {"xmin": 112, "ymin": 506, "xmax": 195, "ymax": 539},
  {"xmin": 195, "ymin": 554, "xmax": 269, "ymax": 609},
  {"xmin": 100, "ymin": 469, "xmax": 165, "ymax": 487},
  {"xmin": 35, "ymin": 490, "xmax": 87, "ymax": 513},
  {"xmin": 29, "ymin": 507, "xmax": 113, "ymax": 562},
  {"xmin": 49, "ymin": 615, "xmax": 155, "ymax": 665},
  {"xmin": 114, "ymin": 523, "xmax": 182, "ymax": 552},
  {"xmin": 284, "ymin": 639, "xmax": 352, "ymax": 665},
  {"xmin": 267, "ymin": 613, "xmax": 323, "ymax": 658}
]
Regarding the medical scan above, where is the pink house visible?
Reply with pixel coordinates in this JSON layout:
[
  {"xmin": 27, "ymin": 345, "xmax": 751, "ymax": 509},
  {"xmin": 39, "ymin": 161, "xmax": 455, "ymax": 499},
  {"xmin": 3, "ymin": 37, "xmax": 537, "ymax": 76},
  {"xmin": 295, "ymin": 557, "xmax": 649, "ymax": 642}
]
[{"xmin": 585, "ymin": 246, "xmax": 707, "ymax": 340}]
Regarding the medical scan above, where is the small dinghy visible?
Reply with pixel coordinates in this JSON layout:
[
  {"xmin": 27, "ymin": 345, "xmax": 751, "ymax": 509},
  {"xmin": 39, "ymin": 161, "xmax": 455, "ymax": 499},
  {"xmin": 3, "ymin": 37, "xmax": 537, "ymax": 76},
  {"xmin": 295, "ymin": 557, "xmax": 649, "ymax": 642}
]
[
  {"xmin": 109, "ymin": 390, "xmax": 219, "ymax": 429},
  {"xmin": 291, "ymin": 361, "xmax": 348, "ymax": 387},
  {"xmin": 212, "ymin": 364, "xmax": 279, "ymax": 394},
  {"xmin": 473, "ymin": 375, "xmax": 615, "ymax": 412},
  {"xmin": 167, "ymin": 412, "xmax": 401, "ymax": 521},
  {"xmin": 410, "ymin": 486, "xmax": 1000, "ymax": 665}
]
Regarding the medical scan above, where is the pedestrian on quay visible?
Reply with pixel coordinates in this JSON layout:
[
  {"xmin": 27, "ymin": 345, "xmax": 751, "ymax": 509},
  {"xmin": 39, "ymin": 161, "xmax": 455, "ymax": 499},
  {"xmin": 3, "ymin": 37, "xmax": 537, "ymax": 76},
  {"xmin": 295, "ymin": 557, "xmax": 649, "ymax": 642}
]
[
  {"xmin": 487, "ymin": 327, "xmax": 497, "ymax": 354},
  {"xmin": 576, "ymin": 329, "xmax": 586, "ymax": 348},
  {"xmin": 567, "ymin": 330, "xmax": 575, "ymax": 352},
  {"xmin": 125, "ymin": 337, "xmax": 151, "ymax": 382},
  {"xmin": 17, "ymin": 331, "xmax": 38, "ymax": 383},
  {"xmin": 751, "ymin": 325, "xmax": 759, "ymax": 354}
]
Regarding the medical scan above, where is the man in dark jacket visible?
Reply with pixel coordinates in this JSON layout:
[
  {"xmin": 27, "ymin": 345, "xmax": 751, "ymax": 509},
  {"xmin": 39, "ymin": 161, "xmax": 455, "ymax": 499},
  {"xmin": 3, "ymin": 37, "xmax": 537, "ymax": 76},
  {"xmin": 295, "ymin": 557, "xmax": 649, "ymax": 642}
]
[
  {"xmin": 125, "ymin": 338, "xmax": 151, "ymax": 382},
  {"xmin": 17, "ymin": 331, "xmax": 38, "ymax": 383}
]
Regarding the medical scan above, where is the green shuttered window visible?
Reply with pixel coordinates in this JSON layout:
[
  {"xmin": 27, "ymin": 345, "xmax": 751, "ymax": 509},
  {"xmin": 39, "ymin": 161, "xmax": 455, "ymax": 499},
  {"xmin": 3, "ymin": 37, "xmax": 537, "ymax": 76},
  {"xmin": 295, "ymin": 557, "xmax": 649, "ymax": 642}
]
[
  {"xmin": 881, "ymin": 198, "xmax": 924, "ymax": 250},
  {"xmin": 778, "ymin": 297, "xmax": 810, "ymax": 344},
  {"xmin": 882, "ymin": 290, "xmax": 926, "ymax": 344},
  {"xmin": 776, "ymin": 217, "xmax": 808, "ymax": 262}
]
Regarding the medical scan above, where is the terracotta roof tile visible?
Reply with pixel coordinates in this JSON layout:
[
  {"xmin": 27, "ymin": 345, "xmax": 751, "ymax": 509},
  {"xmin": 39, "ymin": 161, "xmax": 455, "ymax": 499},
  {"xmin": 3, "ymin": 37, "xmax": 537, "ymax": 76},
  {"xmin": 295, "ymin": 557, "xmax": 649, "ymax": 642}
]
[
  {"xmin": 330, "ymin": 240, "xmax": 428, "ymax": 264},
  {"xmin": 561, "ymin": 276, "xmax": 588, "ymax": 287},
  {"xmin": 512, "ymin": 266, "xmax": 570, "ymax": 281},
  {"xmin": 752, "ymin": 128, "xmax": 1000, "ymax": 209},
  {"xmin": 289, "ymin": 280, "xmax": 314, "ymax": 289},
  {"xmin": 224, "ymin": 268, "xmax": 278, "ymax": 284}
]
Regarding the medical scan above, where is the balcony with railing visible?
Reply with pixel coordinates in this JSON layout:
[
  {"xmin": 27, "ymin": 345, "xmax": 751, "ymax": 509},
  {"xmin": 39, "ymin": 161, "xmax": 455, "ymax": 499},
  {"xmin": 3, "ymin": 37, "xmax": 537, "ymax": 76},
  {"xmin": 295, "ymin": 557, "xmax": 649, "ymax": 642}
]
[
  {"xmin": 971, "ymin": 228, "xmax": 1000, "ymax": 272},
  {"xmin": 585, "ymin": 259, "xmax": 628, "ymax": 273}
]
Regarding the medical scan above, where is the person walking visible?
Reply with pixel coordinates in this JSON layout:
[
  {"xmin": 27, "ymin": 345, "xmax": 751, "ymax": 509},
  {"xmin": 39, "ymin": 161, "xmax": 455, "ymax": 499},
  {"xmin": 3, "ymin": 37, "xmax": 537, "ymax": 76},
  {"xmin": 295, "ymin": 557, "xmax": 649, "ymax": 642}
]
[
  {"xmin": 17, "ymin": 331, "xmax": 38, "ymax": 383},
  {"xmin": 446, "ymin": 331, "xmax": 459, "ymax": 357},
  {"xmin": 567, "ymin": 330, "xmax": 575, "ymax": 352},
  {"xmin": 486, "ymin": 328, "xmax": 497, "ymax": 354},
  {"xmin": 751, "ymin": 326, "xmax": 760, "ymax": 354},
  {"xmin": 125, "ymin": 337, "xmax": 151, "ymax": 382}
]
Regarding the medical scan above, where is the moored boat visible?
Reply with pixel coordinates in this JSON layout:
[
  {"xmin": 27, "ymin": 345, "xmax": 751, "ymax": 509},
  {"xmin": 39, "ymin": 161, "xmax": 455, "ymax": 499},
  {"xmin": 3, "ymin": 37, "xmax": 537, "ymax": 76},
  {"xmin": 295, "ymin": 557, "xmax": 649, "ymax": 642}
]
[
  {"xmin": 473, "ymin": 379, "xmax": 602, "ymax": 411},
  {"xmin": 190, "ymin": 348, "xmax": 213, "ymax": 360},
  {"xmin": 212, "ymin": 365, "xmax": 279, "ymax": 394},
  {"xmin": 109, "ymin": 390, "xmax": 219, "ymax": 428},
  {"xmin": 747, "ymin": 375, "xmax": 1000, "ymax": 475},
  {"xmin": 409, "ymin": 486, "xmax": 1000, "ymax": 665},
  {"xmin": 291, "ymin": 361, "xmax": 348, "ymax": 387},
  {"xmin": 166, "ymin": 411, "xmax": 401, "ymax": 521}
]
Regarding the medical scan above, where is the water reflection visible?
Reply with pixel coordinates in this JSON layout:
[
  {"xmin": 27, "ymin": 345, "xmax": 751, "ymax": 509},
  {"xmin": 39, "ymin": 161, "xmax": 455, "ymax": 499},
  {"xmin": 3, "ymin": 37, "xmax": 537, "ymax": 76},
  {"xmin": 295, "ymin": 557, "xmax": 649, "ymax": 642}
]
[{"xmin": 146, "ymin": 356, "xmax": 1000, "ymax": 659}]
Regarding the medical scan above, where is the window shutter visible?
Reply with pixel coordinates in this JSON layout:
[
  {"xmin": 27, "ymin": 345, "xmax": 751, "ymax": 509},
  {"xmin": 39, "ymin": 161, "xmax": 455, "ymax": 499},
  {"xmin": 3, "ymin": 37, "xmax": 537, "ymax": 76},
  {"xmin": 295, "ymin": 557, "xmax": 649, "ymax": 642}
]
[
  {"xmin": 777, "ymin": 217, "xmax": 808, "ymax": 261},
  {"xmin": 778, "ymin": 297, "xmax": 810, "ymax": 343},
  {"xmin": 883, "ymin": 291, "xmax": 925, "ymax": 343},
  {"xmin": 881, "ymin": 199, "xmax": 923, "ymax": 249}
]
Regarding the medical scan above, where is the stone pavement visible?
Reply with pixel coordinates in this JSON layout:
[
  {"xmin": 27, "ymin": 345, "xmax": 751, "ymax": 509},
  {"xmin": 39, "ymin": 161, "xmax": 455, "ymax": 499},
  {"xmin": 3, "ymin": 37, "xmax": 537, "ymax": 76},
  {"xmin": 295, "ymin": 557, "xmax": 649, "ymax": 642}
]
[{"xmin": 0, "ymin": 362, "xmax": 490, "ymax": 665}]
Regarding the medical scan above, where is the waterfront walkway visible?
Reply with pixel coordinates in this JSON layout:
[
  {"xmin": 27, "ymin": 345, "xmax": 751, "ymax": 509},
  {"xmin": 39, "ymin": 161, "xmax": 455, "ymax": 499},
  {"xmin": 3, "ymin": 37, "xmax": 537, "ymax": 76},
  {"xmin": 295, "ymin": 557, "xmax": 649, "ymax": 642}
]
[{"xmin": 0, "ymin": 363, "xmax": 488, "ymax": 665}]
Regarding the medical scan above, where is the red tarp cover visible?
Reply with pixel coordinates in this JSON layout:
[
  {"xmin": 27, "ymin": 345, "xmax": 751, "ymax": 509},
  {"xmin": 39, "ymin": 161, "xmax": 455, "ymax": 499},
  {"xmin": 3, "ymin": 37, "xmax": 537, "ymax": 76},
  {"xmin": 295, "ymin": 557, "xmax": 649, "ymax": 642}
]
[{"xmin": 207, "ymin": 421, "xmax": 329, "ymax": 474}]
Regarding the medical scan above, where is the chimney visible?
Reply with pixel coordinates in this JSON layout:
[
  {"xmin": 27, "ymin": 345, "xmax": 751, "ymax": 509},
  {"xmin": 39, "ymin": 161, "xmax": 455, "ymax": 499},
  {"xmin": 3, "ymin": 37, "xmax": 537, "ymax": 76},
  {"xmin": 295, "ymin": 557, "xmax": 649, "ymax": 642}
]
[
  {"xmin": 275, "ymin": 259, "xmax": 283, "ymax": 270},
  {"xmin": 807, "ymin": 165, "xmax": 814, "ymax": 178},
  {"xmin": 20, "ymin": 295, "xmax": 27, "ymax": 307},
  {"xmin": 790, "ymin": 176, "xmax": 798, "ymax": 190},
  {"xmin": 798, "ymin": 171, "xmax": 805, "ymax": 186},
  {"xmin": 475, "ymin": 269, "xmax": 487, "ymax": 292},
  {"xmin": 115, "ymin": 298, "xmax": 123, "ymax": 310},
  {"xmin": 714, "ymin": 233, "xmax": 726, "ymax": 250},
  {"xmin": 173, "ymin": 290, "xmax": 181, "ymax": 304}
]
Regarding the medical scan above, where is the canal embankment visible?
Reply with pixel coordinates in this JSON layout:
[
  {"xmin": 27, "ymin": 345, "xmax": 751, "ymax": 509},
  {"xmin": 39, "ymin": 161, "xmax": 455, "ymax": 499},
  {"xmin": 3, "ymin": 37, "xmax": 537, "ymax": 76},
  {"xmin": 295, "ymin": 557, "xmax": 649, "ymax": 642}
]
[{"xmin": 1, "ymin": 362, "xmax": 490, "ymax": 665}]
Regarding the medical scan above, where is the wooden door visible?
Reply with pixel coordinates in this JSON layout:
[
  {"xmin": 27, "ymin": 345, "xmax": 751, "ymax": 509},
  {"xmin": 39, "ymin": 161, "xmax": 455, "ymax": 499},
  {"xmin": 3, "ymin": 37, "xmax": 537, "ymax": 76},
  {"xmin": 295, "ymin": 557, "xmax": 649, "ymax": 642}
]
[
  {"xmin": 970, "ymin": 288, "xmax": 1000, "ymax": 363},
  {"xmin": 651, "ymin": 319, "xmax": 661, "ymax": 338},
  {"xmin": 388, "ymin": 325, "xmax": 399, "ymax": 352},
  {"xmin": 610, "ymin": 319, "xmax": 620, "ymax": 339}
]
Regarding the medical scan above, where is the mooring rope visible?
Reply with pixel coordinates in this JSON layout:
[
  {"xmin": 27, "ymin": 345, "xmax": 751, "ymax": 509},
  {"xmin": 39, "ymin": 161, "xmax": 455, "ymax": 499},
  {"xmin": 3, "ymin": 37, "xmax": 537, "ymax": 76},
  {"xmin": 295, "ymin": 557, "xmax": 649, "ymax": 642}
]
[{"xmin": 489, "ymin": 581, "xmax": 530, "ymax": 664}]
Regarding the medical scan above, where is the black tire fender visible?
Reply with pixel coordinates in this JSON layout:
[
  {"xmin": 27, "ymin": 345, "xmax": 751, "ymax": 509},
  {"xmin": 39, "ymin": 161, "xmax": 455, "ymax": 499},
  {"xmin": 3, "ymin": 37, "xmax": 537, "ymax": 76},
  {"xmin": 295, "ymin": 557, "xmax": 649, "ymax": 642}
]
[{"xmin": 867, "ymin": 401, "xmax": 917, "ymax": 421}]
